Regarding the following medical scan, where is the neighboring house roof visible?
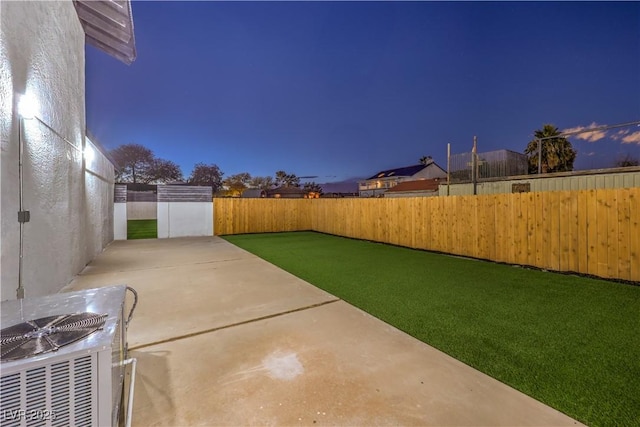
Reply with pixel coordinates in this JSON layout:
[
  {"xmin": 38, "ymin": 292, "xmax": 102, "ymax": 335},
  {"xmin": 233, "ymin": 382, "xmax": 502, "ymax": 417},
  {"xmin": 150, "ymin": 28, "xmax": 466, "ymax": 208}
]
[
  {"xmin": 73, "ymin": 0, "xmax": 137, "ymax": 64},
  {"xmin": 267, "ymin": 186, "xmax": 307, "ymax": 195},
  {"xmin": 366, "ymin": 164, "xmax": 427, "ymax": 180},
  {"xmin": 385, "ymin": 178, "xmax": 443, "ymax": 193},
  {"xmin": 242, "ymin": 189, "xmax": 267, "ymax": 198}
]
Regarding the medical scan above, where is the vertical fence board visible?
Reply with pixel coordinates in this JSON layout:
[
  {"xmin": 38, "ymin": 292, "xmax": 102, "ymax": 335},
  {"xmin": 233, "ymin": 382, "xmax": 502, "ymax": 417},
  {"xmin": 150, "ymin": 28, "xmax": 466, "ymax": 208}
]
[
  {"xmin": 487, "ymin": 195, "xmax": 498, "ymax": 262},
  {"xmin": 423, "ymin": 197, "xmax": 433, "ymax": 251},
  {"xmin": 479, "ymin": 196, "xmax": 489, "ymax": 260},
  {"xmin": 607, "ymin": 190, "xmax": 619, "ymax": 279},
  {"xmin": 549, "ymin": 192, "xmax": 561, "ymax": 271},
  {"xmin": 568, "ymin": 191, "xmax": 579, "ymax": 273},
  {"xmin": 462, "ymin": 196, "xmax": 474, "ymax": 258},
  {"xmin": 451, "ymin": 196, "xmax": 460, "ymax": 255},
  {"xmin": 431, "ymin": 198, "xmax": 441, "ymax": 252},
  {"xmin": 596, "ymin": 190, "xmax": 610, "ymax": 278},
  {"xmin": 577, "ymin": 191, "xmax": 588, "ymax": 275},
  {"xmin": 493, "ymin": 195, "xmax": 502, "ymax": 262},
  {"xmin": 469, "ymin": 196, "xmax": 479, "ymax": 258},
  {"xmin": 525, "ymin": 192, "xmax": 536, "ymax": 265},
  {"xmin": 586, "ymin": 190, "xmax": 599, "ymax": 276},
  {"xmin": 534, "ymin": 192, "xmax": 545, "ymax": 268},
  {"xmin": 517, "ymin": 193, "xmax": 528, "ymax": 265},
  {"xmin": 510, "ymin": 193, "xmax": 520, "ymax": 264},
  {"xmin": 414, "ymin": 198, "xmax": 425, "ymax": 249},
  {"xmin": 617, "ymin": 188, "xmax": 631, "ymax": 280},
  {"xmin": 470, "ymin": 196, "xmax": 479, "ymax": 258},
  {"xmin": 558, "ymin": 191, "xmax": 571, "ymax": 272}
]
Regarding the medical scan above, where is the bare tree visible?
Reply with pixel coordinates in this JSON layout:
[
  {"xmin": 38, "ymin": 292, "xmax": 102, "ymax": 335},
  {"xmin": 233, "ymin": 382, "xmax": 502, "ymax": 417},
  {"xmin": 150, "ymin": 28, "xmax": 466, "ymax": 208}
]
[
  {"xmin": 615, "ymin": 153, "xmax": 640, "ymax": 167},
  {"xmin": 189, "ymin": 163, "xmax": 224, "ymax": 192},
  {"xmin": 249, "ymin": 176, "xmax": 274, "ymax": 190},
  {"xmin": 303, "ymin": 181, "xmax": 323, "ymax": 195},
  {"xmin": 275, "ymin": 170, "xmax": 300, "ymax": 187},
  {"xmin": 224, "ymin": 173, "xmax": 252, "ymax": 196},
  {"xmin": 148, "ymin": 159, "xmax": 183, "ymax": 183},
  {"xmin": 111, "ymin": 143, "xmax": 183, "ymax": 183}
]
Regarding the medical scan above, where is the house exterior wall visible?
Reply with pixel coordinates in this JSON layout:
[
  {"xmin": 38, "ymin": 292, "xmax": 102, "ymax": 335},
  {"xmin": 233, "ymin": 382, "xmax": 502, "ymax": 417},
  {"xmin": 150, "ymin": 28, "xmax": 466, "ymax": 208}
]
[
  {"xmin": 439, "ymin": 168, "xmax": 640, "ymax": 196},
  {"xmin": 412, "ymin": 164, "xmax": 447, "ymax": 180},
  {"xmin": 359, "ymin": 163, "xmax": 448, "ymax": 197},
  {"xmin": 0, "ymin": 1, "xmax": 114, "ymax": 301}
]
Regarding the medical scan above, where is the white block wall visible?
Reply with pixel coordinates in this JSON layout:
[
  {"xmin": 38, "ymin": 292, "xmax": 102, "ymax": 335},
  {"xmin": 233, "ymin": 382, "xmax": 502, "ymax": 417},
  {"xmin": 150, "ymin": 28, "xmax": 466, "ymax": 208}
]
[
  {"xmin": 157, "ymin": 202, "xmax": 213, "ymax": 238},
  {"xmin": 114, "ymin": 203, "xmax": 127, "ymax": 240}
]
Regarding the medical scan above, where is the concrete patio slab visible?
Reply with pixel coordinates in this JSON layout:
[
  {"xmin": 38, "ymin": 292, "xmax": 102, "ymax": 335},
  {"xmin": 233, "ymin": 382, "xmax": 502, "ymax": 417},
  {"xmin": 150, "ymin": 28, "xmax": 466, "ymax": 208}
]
[
  {"xmin": 63, "ymin": 237, "xmax": 582, "ymax": 426},
  {"xmin": 66, "ymin": 237, "xmax": 336, "ymax": 348}
]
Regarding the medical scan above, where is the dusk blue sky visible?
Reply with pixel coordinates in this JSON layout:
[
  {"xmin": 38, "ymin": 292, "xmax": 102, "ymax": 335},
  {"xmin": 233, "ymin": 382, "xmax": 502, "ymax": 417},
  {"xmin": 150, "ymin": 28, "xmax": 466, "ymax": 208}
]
[{"xmin": 86, "ymin": 1, "xmax": 640, "ymax": 183}]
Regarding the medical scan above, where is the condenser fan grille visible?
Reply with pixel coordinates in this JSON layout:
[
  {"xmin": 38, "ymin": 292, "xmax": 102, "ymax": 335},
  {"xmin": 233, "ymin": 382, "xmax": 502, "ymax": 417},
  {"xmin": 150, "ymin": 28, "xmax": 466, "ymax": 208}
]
[{"xmin": 1, "ymin": 312, "xmax": 107, "ymax": 362}]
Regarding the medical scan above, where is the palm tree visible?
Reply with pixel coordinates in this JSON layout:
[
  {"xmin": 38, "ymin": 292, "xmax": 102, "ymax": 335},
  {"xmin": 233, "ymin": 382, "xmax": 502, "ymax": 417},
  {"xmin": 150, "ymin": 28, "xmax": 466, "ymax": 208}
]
[
  {"xmin": 525, "ymin": 124, "xmax": 576, "ymax": 173},
  {"xmin": 419, "ymin": 156, "xmax": 433, "ymax": 165}
]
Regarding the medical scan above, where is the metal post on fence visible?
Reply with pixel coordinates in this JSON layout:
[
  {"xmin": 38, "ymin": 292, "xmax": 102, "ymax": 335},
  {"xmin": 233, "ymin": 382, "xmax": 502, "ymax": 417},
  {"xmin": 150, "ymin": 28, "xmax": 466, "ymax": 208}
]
[
  {"xmin": 472, "ymin": 136, "xmax": 478, "ymax": 195},
  {"xmin": 447, "ymin": 143, "xmax": 451, "ymax": 196},
  {"xmin": 537, "ymin": 138, "xmax": 542, "ymax": 174}
]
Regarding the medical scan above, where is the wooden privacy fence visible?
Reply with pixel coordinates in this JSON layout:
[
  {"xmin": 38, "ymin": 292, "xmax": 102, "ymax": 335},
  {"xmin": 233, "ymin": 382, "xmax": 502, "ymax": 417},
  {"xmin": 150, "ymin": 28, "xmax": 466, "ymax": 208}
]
[{"xmin": 214, "ymin": 188, "xmax": 640, "ymax": 282}]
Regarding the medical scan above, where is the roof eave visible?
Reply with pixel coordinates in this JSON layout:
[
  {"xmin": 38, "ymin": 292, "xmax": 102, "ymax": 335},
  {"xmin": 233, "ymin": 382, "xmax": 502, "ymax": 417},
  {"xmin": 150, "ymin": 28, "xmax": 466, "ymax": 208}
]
[{"xmin": 74, "ymin": 0, "xmax": 137, "ymax": 65}]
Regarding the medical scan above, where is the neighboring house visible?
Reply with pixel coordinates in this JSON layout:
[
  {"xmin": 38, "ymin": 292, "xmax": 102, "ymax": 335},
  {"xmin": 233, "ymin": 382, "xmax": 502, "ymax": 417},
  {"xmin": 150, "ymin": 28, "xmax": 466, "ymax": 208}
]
[
  {"xmin": 319, "ymin": 181, "xmax": 359, "ymax": 198},
  {"xmin": 384, "ymin": 178, "xmax": 444, "ymax": 198},
  {"xmin": 242, "ymin": 189, "xmax": 267, "ymax": 198},
  {"xmin": 359, "ymin": 158, "xmax": 447, "ymax": 197},
  {"xmin": 267, "ymin": 186, "xmax": 308, "ymax": 198},
  {"xmin": 0, "ymin": 0, "xmax": 136, "ymax": 301}
]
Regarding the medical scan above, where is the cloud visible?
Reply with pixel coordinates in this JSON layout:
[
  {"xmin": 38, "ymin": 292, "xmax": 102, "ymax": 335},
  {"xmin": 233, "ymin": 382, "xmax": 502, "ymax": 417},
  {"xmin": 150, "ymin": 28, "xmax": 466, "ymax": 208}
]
[
  {"xmin": 562, "ymin": 122, "xmax": 608, "ymax": 142},
  {"xmin": 620, "ymin": 131, "xmax": 640, "ymax": 145},
  {"xmin": 584, "ymin": 151, "xmax": 596, "ymax": 157},
  {"xmin": 611, "ymin": 129, "xmax": 630, "ymax": 140},
  {"xmin": 610, "ymin": 128, "xmax": 640, "ymax": 144}
]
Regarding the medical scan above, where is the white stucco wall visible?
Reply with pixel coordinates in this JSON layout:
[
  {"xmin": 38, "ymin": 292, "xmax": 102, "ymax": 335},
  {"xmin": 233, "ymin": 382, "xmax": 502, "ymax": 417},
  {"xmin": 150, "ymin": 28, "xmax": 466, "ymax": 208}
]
[
  {"xmin": 1, "ymin": 1, "xmax": 115, "ymax": 301},
  {"xmin": 157, "ymin": 202, "xmax": 214, "ymax": 238}
]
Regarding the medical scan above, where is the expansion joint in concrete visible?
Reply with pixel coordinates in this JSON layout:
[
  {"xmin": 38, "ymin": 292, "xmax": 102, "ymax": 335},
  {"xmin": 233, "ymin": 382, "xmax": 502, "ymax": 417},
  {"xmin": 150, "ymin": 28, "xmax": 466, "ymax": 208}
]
[{"xmin": 129, "ymin": 298, "xmax": 341, "ymax": 351}]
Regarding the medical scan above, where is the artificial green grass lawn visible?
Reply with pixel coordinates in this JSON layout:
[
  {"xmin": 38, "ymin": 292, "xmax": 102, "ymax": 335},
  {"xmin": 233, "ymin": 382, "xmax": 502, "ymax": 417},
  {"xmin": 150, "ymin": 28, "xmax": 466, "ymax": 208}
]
[
  {"xmin": 224, "ymin": 231, "xmax": 640, "ymax": 427},
  {"xmin": 127, "ymin": 219, "xmax": 157, "ymax": 239}
]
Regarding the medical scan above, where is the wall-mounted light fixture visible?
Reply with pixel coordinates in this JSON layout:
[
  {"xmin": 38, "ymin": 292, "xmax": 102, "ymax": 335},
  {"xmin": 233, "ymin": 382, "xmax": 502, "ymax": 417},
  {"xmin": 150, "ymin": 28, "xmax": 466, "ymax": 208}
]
[
  {"xmin": 18, "ymin": 93, "xmax": 39, "ymax": 120},
  {"xmin": 84, "ymin": 144, "xmax": 95, "ymax": 163},
  {"xmin": 18, "ymin": 93, "xmax": 82, "ymax": 154}
]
